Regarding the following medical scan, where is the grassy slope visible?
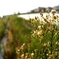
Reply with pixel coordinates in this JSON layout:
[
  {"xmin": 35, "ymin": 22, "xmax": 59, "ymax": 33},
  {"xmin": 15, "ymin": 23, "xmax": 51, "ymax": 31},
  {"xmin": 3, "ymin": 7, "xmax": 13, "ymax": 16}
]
[
  {"xmin": 0, "ymin": 14, "xmax": 32, "ymax": 44},
  {"xmin": 0, "ymin": 17, "xmax": 9, "ymax": 40},
  {"xmin": 0, "ymin": 15, "xmax": 32, "ymax": 59},
  {"xmin": 7, "ymin": 15, "xmax": 32, "ymax": 45}
]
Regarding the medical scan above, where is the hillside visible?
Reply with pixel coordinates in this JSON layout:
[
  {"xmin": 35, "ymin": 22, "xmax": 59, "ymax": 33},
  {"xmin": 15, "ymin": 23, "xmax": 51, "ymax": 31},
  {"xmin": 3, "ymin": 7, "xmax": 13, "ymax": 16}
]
[
  {"xmin": 30, "ymin": 5, "xmax": 59, "ymax": 13},
  {"xmin": 54, "ymin": 5, "xmax": 59, "ymax": 10},
  {"xmin": 30, "ymin": 7, "xmax": 53, "ymax": 13}
]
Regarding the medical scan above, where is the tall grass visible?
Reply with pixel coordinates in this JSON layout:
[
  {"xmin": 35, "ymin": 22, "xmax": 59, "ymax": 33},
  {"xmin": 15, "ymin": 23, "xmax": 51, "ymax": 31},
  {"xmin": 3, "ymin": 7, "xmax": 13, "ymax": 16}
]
[{"xmin": 3, "ymin": 9, "xmax": 59, "ymax": 59}]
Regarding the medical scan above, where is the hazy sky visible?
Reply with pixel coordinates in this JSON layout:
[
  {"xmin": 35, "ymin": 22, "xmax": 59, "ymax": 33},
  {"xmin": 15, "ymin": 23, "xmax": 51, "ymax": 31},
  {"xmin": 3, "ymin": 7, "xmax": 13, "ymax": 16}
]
[{"xmin": 0, "ymin": 0, "xmax": 59, "ymax": 16}]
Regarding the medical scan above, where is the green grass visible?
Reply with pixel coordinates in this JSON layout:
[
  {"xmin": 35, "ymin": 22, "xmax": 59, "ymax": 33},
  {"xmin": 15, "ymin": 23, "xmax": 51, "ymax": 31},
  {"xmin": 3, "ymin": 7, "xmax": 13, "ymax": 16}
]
[
  {"xmin": 7, "ymin": 16, "xmax": 32, "ymax": 45},
  {"xmin": 0, "ymin": 17, "xmax": 9, "ymax": 40},
  {"xmin": 0, "ymin": 15, "xmax": 32, "ymax": 59}
]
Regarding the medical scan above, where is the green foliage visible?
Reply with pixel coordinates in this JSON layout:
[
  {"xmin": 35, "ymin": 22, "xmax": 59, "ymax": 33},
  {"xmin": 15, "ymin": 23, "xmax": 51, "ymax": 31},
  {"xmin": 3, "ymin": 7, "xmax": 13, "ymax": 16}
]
[
  {"xmin": 9, "ymin": 17, "xmax": 32, "ymax": 45},
  {"xmin": 0, "ymin": 17, "xmax": 8, "ymax": 40},
  {"xmin": 1, "ymin": 10, "xmax": 59, "ymax": 59}
]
